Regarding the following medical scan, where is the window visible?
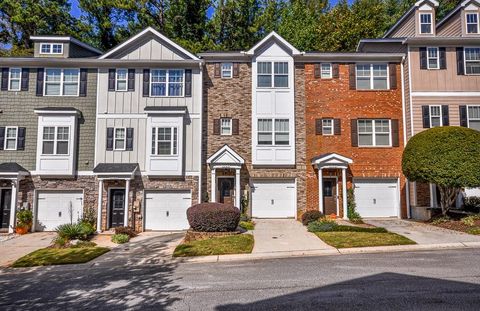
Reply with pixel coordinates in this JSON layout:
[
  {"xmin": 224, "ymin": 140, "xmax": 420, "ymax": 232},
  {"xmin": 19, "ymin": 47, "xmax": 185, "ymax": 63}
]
[
  {"xmin": 358, "ymin": 119, "xmax": 391, "ymax": 147},
  {"xmin": 420, "ymin": 13, "xmax": 432, "ymax": 34},
  {"xmin": 257, "ymin": 62, "xmax": 289, "ymax": 87},
  {"xmin": 356, "ymin": 64, "xmax": 388, "ymax": 90},
  {"xmin": 466, "ymin": 13, "xmax": 479, "ymax": 34},
  {"xmin": 257, "ymin": 119, "xmax": 289, "ymax": 145},
  {"xmin": 220, "ymin": 118, "xmax": 232, "ymax": 135},
  {"xmin": 42, "ymin": 126, "xmax": 69, "ymax": 155},
  {"xmin": 150, "ymin": 69, "xmax": 184, "ymax": 97},
  {"xmin": 465, "ymin": 47, "xmax": 480, "ymax": 75},
  {"xmin": 429, "ymin": 105, "xmax": 442, "ymax": 127},
  {"xmin": 40, "ymin": 43, "xmax": 63, "ymax": 54},
  {"xmin": 8, "ymin": 68, "xmax": 21, "ymax": 91},
  {"xmin": 116, "ymin": 69, "xmax": 127, "ymax": 91},
  {"xmin": 151, "ymin": 127, "xmax": 178, "ymax": 155},
  {"xmin": 467, "ymin": 106, "xmax": 480, "ymax": 131},
  {"xmin": 427, "ymin": 47, "xmax": 439, "ymax": 69},
  {"xmin": 4, "ymin": 127, "xmax": 17, "ymax": 150},
  {"xmin": 321, "ymin": 63, "xmax": 332, "ymax": 79},
  {"xmin": 221, "ymin": 63, "xmax": 233, "ymax": 78},
  {"xmin": 322, "ymin": 119, "xmax": 333, "ymax": 135},
  {"xmin": 114, "ymin": 128, "xmax": 126, "ymax": 150},
  {"xmin": 44, "ymin": 68, "xmax": 79, "ymax": 96}
]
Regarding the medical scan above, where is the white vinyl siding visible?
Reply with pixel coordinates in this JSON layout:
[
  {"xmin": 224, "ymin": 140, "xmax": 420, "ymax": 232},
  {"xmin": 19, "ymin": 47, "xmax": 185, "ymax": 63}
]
[
  {"xmin": 8, "ymin": 68, "xmax": 21, "ymax": 91},
  {"xmin": 468, "ymin": 106, "xmax": 480, "ymax": 131},
  {"xmin": 427, "ymin": 47, "xmax": 439, "ymax": 69},
  {"xmin": 358, "ymin": 119, "xmax": 391, "ymax": 147},
  {"xmin": 465, "ymin": 48, "xmax": 480, "ymax": 75},
  {"xmin": 420, "ymin": 13, "xmax": 433, "ymax": 34},
  {"xmin": 4, "ymin": 127, "xmax": 17, "ymax": 150},
  {"xmin": 356, "ymin": 64, "xmax": 388, "ymax": 90},
  {"xmin": 466, "ymin": 13, "xmax": 479, "ymax": 34},
  {"xmin": 44, "ymin": 68, "xmax": 79, "ymax": 96},
  {"xmin": 150, "ymin": 69, "xmax": 184, "ymax": 97}
]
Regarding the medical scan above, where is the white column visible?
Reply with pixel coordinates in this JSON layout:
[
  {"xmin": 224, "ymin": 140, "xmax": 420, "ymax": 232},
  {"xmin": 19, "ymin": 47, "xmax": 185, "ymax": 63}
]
[
  {"xmin": 124, "ymin": 179, "xmax": 130, "ymax": 227},
  {"xmin": 211, "ymin": 168, "xmax": 216, "ymax": 202},
  {"xmin": 97, "ymin": 179, "xmax": 103, "ymax": 233},
  {"xmin": 318, "ymin": 167, "xmax": 324, "ymax": 214},
  {"xmin": 342, "ymin": 168, "xmax": 348, "ymax": 220},
  {"xmin": 235, "ymin": 168, "xmax": 241, "ymax": 209},
  {"xmin": 8, "ymin": 180, "xmax": 17, "ymax": 234}
]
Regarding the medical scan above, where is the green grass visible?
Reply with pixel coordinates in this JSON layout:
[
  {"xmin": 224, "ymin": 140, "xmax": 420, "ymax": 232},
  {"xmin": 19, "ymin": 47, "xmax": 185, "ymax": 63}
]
[
  {"xmin": 174, "ymin": 234, "xmax": 254, "ymax": 257},
  {"xmin": 239, "ymin": 220, "xmax": 255, "ymax": 230},
  {"xmin": 315, "ymin": 231, "xmax": 416, "ymax": 249},
  {"xmin": 12, "ymin": 247, "xmax": 110, "ymax": 268}
]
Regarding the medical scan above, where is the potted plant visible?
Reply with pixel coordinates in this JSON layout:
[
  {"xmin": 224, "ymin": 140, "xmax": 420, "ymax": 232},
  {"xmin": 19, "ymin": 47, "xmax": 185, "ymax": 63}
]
[{"xmin": 16, "ymin": 209, "xmax": 33, "ymax": 234}]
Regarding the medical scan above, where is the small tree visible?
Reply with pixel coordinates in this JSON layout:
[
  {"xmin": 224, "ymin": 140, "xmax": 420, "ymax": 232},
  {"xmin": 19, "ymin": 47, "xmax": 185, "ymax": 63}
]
[{"xmin": 402, "ymin": 126, "xmax": 480, "ymax": 215}]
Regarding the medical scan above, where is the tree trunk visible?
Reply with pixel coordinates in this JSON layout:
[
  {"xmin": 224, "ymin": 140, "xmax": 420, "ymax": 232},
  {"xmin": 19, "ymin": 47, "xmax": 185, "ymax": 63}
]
[{"xmin": 438, "ymin": 186, "xmax": 459, "ymax": 216}]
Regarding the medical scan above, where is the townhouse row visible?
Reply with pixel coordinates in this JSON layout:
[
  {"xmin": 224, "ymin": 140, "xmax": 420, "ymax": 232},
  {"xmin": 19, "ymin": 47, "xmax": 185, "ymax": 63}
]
[{"xmin": 1, "ymin": 0, "xmax": 479, "ymax": 232}]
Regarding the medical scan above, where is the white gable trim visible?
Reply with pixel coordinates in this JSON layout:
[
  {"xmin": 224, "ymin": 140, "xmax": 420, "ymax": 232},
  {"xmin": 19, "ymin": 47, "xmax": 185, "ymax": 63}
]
[
  {"xmin": 245, "ymin": 31, "xmax": 301, "ymax": 56},
  {"xmin": 207, "ymin": 145, "xmax": 245, "ymax": 167},
  {"xmin": 100, "ymin": 27, "xmax": 199, "ymax": 60},
  {"xmin": 311, "ymin": 153, "xmax": 353, "ymax": 168}
]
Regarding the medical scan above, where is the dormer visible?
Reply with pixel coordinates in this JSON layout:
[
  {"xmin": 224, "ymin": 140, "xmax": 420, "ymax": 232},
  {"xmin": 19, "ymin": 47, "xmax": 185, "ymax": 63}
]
[
  {"xmin": 30, "ymin": 36, "xmax": 102, "ymax": 58},
  {"xmin": 384, "ymin": 0, "xmax": 439, "ymax": 38},
  {"xmin": 437, "ymin": 0, "xmax": 480, "ymax": 37}
]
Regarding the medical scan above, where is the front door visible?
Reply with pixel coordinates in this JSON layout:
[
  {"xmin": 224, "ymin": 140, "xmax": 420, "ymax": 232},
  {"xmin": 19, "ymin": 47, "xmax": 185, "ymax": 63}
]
[
  {"xmin": 0, "ymin": 189, "xmax": 12, "ymax": 229},
  {"xmin": 109, "ymin": 189, "xmax": 125, "ymax": 228},
  {"xmin": 323, "ymin": 178, "xmax": 337, "ymax": 215},
  {"xmin": 218, "ymin": 178, "xmax": 235, "ymax": 205}
]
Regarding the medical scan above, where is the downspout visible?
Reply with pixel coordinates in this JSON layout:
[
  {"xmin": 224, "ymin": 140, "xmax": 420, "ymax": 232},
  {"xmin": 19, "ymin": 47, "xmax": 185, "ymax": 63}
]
[{"xmin": 401, "ymin": 56, "xmax": 411, "ymax": 219}]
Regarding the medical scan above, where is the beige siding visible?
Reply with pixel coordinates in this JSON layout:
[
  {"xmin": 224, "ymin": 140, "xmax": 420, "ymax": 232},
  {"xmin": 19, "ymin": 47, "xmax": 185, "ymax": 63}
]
[
  {"xmin": 437, "ymin": 11, "xmax": 462, "ymax": 36},
  {"xmin": 390, "ymin": 13, "xmax": 416, "ymax": 38}
]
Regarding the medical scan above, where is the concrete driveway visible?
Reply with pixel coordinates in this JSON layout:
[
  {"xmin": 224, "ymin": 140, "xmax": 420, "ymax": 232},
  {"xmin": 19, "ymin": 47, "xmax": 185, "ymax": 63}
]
[
  {"xmin": 0, "ymin": 232, "xmax": 56, "ymax": 266},
  {"xmin": 364, "ymin": 218, "xmax": 480, "ymax": 245}
]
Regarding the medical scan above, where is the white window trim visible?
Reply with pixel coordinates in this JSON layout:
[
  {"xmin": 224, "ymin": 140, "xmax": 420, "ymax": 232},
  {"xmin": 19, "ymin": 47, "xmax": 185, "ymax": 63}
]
[
  {"xmin": 4, "ymin": 126, "xmax": 18, "ymax": 150},
  {"xmin": 427, "ymin": 47, "xmax": 440, "ymax": 70},
  {"xmin": 419, "ymin": 13, "xmax": 433, "ymax": 34},
  {"xmin": 257, "ymin": 118, "xmax": 290, "ymax": 146},
  {"xmin": 466, "ymin": 12, "xmax": 479, "ymax": 34},
  {"xmin": 115, "ymin": 69, "xmax": 128, "ymax": 92},
  {"xmin": 41, "ymin": 126, "xmax": 70, "ymax": 156},
  {"xmin": 114, "ymin": 127, "xmax": 127, "ymax": 151},
  {"xmin": 151, "ymin": 126, "xmax": 178, "ymax": 156},
  {"xmin": 40, "ymin": 43, "xmax": 63, "ymax": 55},
  {"xmin": 322, "ymin": 119, "xmax": 334, "ymax": 136},
  {"xmin": 149, "ymin": 69, "xmax": 185, "ymax": 98},
  {"xmin": 467, "ymin": 105, "xmax": 480, "ymax": 128},
  {"xmin": 429, "ymin": 105, "xmax": 443, "ymax": 127},
  {"xmin": 357, "ymin": 119, "xmax": 392, "ymax": 147},
  {"xmin": 43, "ymin": 68, "xmax": 80, "ymax": 97},
  {"xmin": 8, "ymin": 68, "xmax": 21, "ymax": 91},
  {"xmin": 221, "ymin": 63, "xmax": 233, "ymax": 79},
  {"xmin": 257, "ymin": 61, "xmax": 289, "ymax": 89},
  {"xmin": 220, "ymin": 118, "xmax": 232, "ymax": 136},
  {"xmin": 464, "ymin": 46, "xmax": 480, "ymax": 75},
  {"xmin": 320, "ymin": 63, "xmax": 332, "ymax": 79},
  {"xmin": 355, "ymin": 63, "xmax": 390, "ymax": 90}
]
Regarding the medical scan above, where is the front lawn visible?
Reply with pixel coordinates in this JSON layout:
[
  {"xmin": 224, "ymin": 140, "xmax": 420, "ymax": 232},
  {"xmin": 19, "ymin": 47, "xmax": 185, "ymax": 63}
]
[
  {"xmin": 315, "ymin": 231, "xmax": 416, "ymax": 248},
  {"xmin": 174, "ymin": 234, "xmax": 254, "ymax": 257},
  {"xmin": 12, "ymin": 247, "xmax": 110, "ymax": 268}
]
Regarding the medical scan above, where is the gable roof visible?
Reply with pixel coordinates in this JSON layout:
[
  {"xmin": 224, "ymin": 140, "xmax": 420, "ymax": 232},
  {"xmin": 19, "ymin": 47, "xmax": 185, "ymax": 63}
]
[
  {"xmin": 99, "ymin": 27, "xmax": 199, "ymax": 60},
  {"xmin": 30, "ymin": 35, "xmax": 103, "ymax": 55},
  {"xmin": 245, "ymin": 31, "xmax": 302, "ymax": 56},
  {"xmin": 437, "ymin": 0, "xmax": 480, "ymax": 29},
  {"xmin": 207, "ymin": 145, "xmax": 245, "ymax": 166}
]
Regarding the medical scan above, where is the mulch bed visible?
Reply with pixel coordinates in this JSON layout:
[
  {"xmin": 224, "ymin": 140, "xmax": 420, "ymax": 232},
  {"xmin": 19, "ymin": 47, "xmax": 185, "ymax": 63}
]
[{"xmin": 429, "ymin": 218, "xmax": 480, "ymax": 234}]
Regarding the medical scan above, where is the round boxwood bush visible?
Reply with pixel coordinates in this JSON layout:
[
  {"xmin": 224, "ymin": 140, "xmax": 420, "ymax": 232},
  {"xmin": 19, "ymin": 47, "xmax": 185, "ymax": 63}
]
[
  {"xmin": 301, "ymin": 210, "xmax": 323, "ymax": 226},
  {"xmin": 187, "ymin": 203, "xmax": 240, "ymax": 232}
]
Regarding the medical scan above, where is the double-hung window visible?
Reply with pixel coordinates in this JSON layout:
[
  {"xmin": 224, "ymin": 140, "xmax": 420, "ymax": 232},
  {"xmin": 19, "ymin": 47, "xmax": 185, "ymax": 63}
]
[
  {"xmin": 356, "ymin": 64, "xmax": 388, "ymax": 90},
  {"xmin": 44, "ymin": 68, "xmax": 79, "ymax": 96},
  {"xmin": 4, "ymin": 127, "xmax": 17, "ymax": 150},
  {"xmin": 114, "ymin": 128, "xmax": 126, "ymax": 150},
  {"xmin": 42, "ymin": 126, "xmax": 69, "ymax": 155},
  {"xmin": 152, "ymin": 127, "xmax": 178, "ymax": 155},
  {"xmin": 8, "ymin": 68, "xmax": 21, "ymax": 91},
  {"xmin": 429, "ymin": 105, "xmax": 442, "ymax": 127},
  {"xmin": 274, "ymin": 62, "xmax": 288, "ymax": 87},
  {"xmin": 221, "ymin": 63, "xmax": 233, "ymax": 78},
  {"xmin": 467, "ymin": 106, "xmax": 480, "ymax": 131},
  {"xmin": 257, "ymin": 62, "xmax": 289, "ymax": 87},
  {"xmin": 116, "ymin": 69, "xmax": 128, "ymax": 91},
  {"xmin": 220, "ymin": 118, "xmax": 232, "ymax": 135},
  {"xmin": 40, "ymin": 43, "xmax": 63, "ymax": 55},
  {"xmin": 258, "ymin": 119, "xmax": 289, "ymax": 145},
  {"xmin": 465, "ymin": 47, "xmax": 480, "ymax": 75},
  {"xmin": 257, "ymin": 62, "xmax": 272, "ymax": 87},
  {"xmin": 466, "ymin": 13, "xmax": 479, "ymax": 34},
  {"xmin": 321, "ymin": 63, "xmax": 332, "ymax": 79},
  {"xmin": 322, "ymin": 119, "xmax": 333, "ymax": 135},
  {"xmin": 420, "ymin": 13, "xmax": 433, "ymax": 34},
  {"xmin": 427, "ymin": 47, "xmax": 439, "ymax": 69},
  {"xmin": 358, "ymin": 119, "xmax": 391, "ymax": 147},
  {"xmin": 151, "ymin": 69, "xmax": 184, "ymax": 97}
]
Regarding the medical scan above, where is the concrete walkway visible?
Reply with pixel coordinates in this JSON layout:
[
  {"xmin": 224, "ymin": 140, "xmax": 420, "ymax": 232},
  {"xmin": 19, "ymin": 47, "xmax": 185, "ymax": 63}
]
[
  {"xmin": 0, "ymin": 232, "xmax": 56, "ymax": 266},
  {"xmin": 252, "ymin": 219, "xmax": 335, "ymax": 254}
]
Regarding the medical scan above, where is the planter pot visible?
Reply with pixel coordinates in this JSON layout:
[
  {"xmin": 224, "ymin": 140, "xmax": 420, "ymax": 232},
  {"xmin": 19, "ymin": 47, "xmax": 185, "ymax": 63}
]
[{"xmin": 15, "ymin": 226, "xmax": 29, "ymax": 235}]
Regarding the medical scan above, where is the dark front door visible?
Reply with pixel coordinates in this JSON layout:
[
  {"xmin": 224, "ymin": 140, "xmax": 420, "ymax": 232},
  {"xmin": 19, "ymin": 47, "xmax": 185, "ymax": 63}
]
[
  {"xmin": 0, "ymin": 189, "xmax": 12, "ymax": 229},
  {"xmin": 109, "ymin": 189, "xmax": 125, "ymax": 228},
  {"xmin": 218, "ymin": 178, "xmax": 235, "ymax": 205},
  {"xmin": 323, "ymin": 178, "xmax": 337, "ymax": 216}
]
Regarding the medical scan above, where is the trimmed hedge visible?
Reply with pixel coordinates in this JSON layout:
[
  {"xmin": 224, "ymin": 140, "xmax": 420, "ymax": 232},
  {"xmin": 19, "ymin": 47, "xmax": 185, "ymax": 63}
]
[
  {"xmin": 301, "ymin": 210, "xmax": 323, "ymax": 226},
  {"xmin": 187, "ymin": 203, "xmax": 240, "ymax": 232}
]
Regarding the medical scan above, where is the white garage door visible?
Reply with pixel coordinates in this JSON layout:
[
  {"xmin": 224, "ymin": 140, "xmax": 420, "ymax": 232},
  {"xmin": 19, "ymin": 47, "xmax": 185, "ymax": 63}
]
[
  {"xmin": 354, "ymin": 179, "xmax": 398, "ymax": 218},
  {"xmin": 36, "ymin": 191, "xmax": 84, "ymax": 231},
  {"xmin": 251, "ymin": 180, "xmax": 296, "ymax": 218},
  {"xmin": 144, "ymin": 191, "xmax": 191, "ymax": 231}
]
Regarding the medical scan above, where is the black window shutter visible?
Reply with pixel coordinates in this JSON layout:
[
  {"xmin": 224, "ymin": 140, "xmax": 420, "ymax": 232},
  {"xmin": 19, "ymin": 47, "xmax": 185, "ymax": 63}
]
[
  {"xmin": 108, "ymin": 69, "xmax": 115, "ymax": 91},
  {"xmin": 1, "ymin": 68, "xmax": 8, "ymax": 91},
  {"xmin": 457, "ymin": 47, "xmax": 464, "ymax": 75},
  {"xmin": 389, "ymin": 63, "xmax": 397, "ymax": 89},
  {"xmin": 442, "ymin": 105, "xmax": 449, "ymax": 126},
  {"xmin": 439, "ymin": 47, "xmax": 447, "ymax": 69},
  {"xmin": 391, "ymin": 119, "xmax": 399, "ymax": 147},
  {"xmin": 184, "ymin": 69, "xmax": 192, "ymax": 97},
  {"xmin": 419, "ymin": 47, "xmax": 427, "ymax": 70},
  {"xmin": 314, "ymin": 64, "xmax": 321, "ymax": 78},
  {"xmin": 459, "ymin": 106, "xmax": 468, "ymax": 127},
  {"xmin": 214, "ymin": 63, "xmax": 221, "ymax": 78},
  {"xmin": 351, "ymin": 119, "xmax": 358, "ymax": 147},
  {"xmin": 0, "ymin": 127, "xmax": 4, "ymax": 150},
  {"xmin": 233, "ymin": 63, "xmax": 239, "ymax": 77},
  {"xmin": 315, "ymin": 119, "xmax": 322, "ymax": 135},
  {"xmin": 36, "ymin": 68, "xmax": 44, "ymax": 96},
  {"xmin": 128, "ymin": 69, "xmax": 135, "ymax": 91},
  {"xmin": 106, "ymin": 128, "xmax": 114, "ymax": 150},
  {"xmin": 17, "ymin": 127, "xmax": 26, "ymax": 150},
  {"xmin": 349, "ymin": 64, "xmax": 356, "ymax": 90},
  {"xmin": 79, "ymin": 68, "xmax": 87, "ymax": 97},
  {"xmin": 126, "ymin": 128, "xmax": 134, "ymax": 151},
  {"xmin": 232, "ymin": 119, "xmax": 239, "ymax": 135},
  {"xmin": 332, "ymin": 63, "xmax": 339, "ymax": 78},
  {"xmin": 334, "ymin": 119, "xmax": 341, "ymax": 135},
  {"xmin": 21, "ymin": 68, "xmax": 29, "ymax": 91},
  {"xmin": 213, "ymin": 119, "xmax": 220, "ymax": 135},
  {"xmin": 143, "ymin": 69, "xmax": 150, "ymax": 97},
  {"xmin": 422, "ymin": 105, "xmax": 430, "ymax": 128}
]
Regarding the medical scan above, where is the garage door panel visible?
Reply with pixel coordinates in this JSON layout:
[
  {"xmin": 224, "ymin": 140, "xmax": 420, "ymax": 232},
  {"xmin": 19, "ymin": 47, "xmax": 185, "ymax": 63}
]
[
  {"xmin": 354, "ymin": 179, "xmax": 397, "ymax": 218},
  {"xmin": 36, "ymin": 191, "xmax": 83, "ymax": 231},
  {"xmin": 251, "ymin": 180, "xmax": 296, "ymax": 218},
  {"xmin": 145, "ymin": 191, "xmax": 191, "ymax": 231}
]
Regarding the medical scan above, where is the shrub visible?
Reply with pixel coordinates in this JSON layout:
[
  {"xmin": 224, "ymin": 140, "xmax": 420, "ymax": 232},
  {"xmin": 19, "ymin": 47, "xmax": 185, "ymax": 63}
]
[
  {"xmin": 467, "ymin": 227, "xmax": 480, "ymax": 235},
  {"xmin": 347, "ymin": 188, "xmax": 363, "ymax": 224},
  {"xmin": 56, "ymin": 222, "xmax": 95, "ymax": 241},
  {"xmin": 81, "ymin": 206, "xmax": 97, "ymax": 227},
  {"xmin": 239, "ymin": 220, "xmax": 255, "ymax": 231},
  {"xmin": 307, "ymin": 218, "xmax": 337, "ymax": 232},
  {"xmin": 52, "ymin": 235, "xmax": 68, "ymax": 248},
  {"xmin": 461, "ymin": 215, "xmax": 480, "ymax": 227},
  {"xmin": 16, "ymin": 209, "xmax": 33, "ymax": 228},
  {"xmin": 464, "ymin": 196, "xmax": 480, "ymax": 214},
  {"xmin": 111, "ymin": 234, "xmax": 130, "ymax": 244},
  {"xmin": 431, "ymin": 215, "xmax": 451, "ymax": 225},
  {"xmin": 301, "ymin": 210, "xmax": 323, "ymax": 226},
  {"xmin": 187, "ymin": 203, "xmax": 240, "ymax": 232},
  {"xmin": 114, "ymin": 226, "xmax": 137, "ymax": 238}
]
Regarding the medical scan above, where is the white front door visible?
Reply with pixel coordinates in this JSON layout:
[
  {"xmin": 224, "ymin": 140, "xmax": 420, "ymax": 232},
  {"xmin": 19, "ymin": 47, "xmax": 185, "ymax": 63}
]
[
  {"xmin": 144, "ymin": 190, "xmax": 191, "ymax": 231},
  {"xmin": 36, "ymin": 191, "xmax": 84, "ymax": 231},
  {"xmin": 354, "ymin": 179, "xmax": 398, "ymax": 217},
  {"xmin": 251, "ymin": 180, "xmax": 296, "ymax": 218}
]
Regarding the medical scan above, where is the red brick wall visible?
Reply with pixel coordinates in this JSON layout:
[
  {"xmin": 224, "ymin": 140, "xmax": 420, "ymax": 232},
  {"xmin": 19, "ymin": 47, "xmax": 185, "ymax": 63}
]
[{"xmin": 305, "ymin": 63, "xmax": 407, "ymax": 217}]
